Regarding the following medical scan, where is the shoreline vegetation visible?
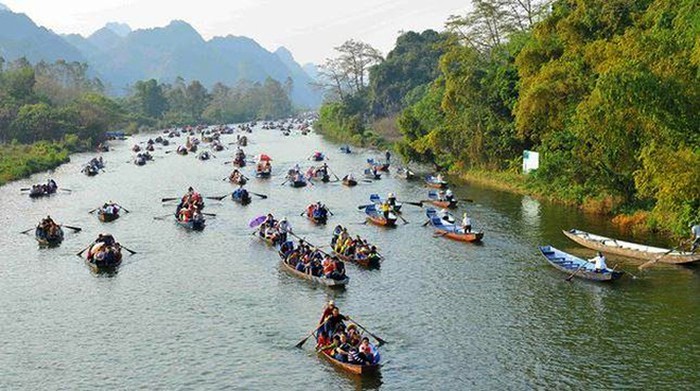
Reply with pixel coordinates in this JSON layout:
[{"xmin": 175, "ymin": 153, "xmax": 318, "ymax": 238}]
[
  {"xmin": 0, "ymin": 56, "xmax": 296, "ymax": 186},
  {"xmin": 313, "ymin": 0, "xmax": 699, "ymax": 240}
]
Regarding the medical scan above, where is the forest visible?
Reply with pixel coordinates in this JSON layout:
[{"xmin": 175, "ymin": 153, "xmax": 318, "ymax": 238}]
[
  {"xmin": 0, "ymin": 57, "xmax": 293, "ymax": 184},
  {"xmin": 314, "ymin": 0, "xmax": 700, "ymax": 236}
]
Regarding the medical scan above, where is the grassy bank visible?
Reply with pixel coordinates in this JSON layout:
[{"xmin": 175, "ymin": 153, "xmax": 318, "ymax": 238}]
[{"xmin": 0, "ymin": 141, "xmax": 73, "ymax": 186}]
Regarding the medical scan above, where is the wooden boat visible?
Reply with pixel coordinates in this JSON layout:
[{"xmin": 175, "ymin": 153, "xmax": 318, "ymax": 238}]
[
  {"xmin": 198, "ymin": 152, "xmax": 212, "ymax": 161},
  {"xmin": 176, "ymin": 216, "xmax": 206, "ymax": 231},
  {"xmin": 177, "ymin": 147, "xmax": 188, "ymax": 155},
  {"xmin": 28, "ymin": 183, "xmax": 58, "ymax": 198},
  {"xmin": 333, "ymin": 250, "xmax": 381, "ymax": 268},
  {"xmin": 425, "ymin": 190, "xmax": 457, "ymax": 209},
  {"xmin": 342, "ymin": 177, "xmax": 358, "ymax": 187},
  {"xmin": 279, "ymin": 258, "xmax": 349, "ymax": 287},
  {"xmin": 311, "ymin": 170, "xmax": 331, "ymax": 183},
  {"xmin": 86, "ymin": 242, "xmax": 123, "ymax": 272},
  {"xmin": 98, "ymin": 208, "xmax": 120, "ymax": 222},
  {"xmin": 364, "ymin": 169, "xmax": 381, "ymax": 180},
  {"xmin": 370, "ymin": 194, "xmax": 402, "ymax": 213},
  {"xmin": 232, "ymin": 189, "xmax": 252, "ymax": 205},
  {"xmin": 425, "ymin": 175, "xmax": 448, "ymax": 189},
  {"xmin": 317, "ymin": 349, "xmax": 380, "ymax": 375},
  {"xmin": 562, "ymin": 229, "xmax": 700, "ymax": 265},
  {"xmin": 82, "ymin": 165, "xmax": 99, "ymax": 176},
  {"xmin": 238, "ymin": 136, "xmax": 248, "ymax": 146},
  {"xmin": 161, "ymin": 139, "xmax": 170, "ymax": 146},
  {"xmin": 426, "ymin": 208, "xmax": 483, "ymax": 243},
  {"xmin": 305, "ymin": 206, "xmax": 328, "ymax": 225},
  {"xmin": 539, "ymin": 245, "xmax": 624, "ymax": 282},
  {"xmin": 187, "ymin": 144, "xmax": 198, "ymax": 153},
  {"xmin": 364, "ymin": 205, "xmax": 397, "ymax": 227},
  {"xmin": 35, "ymin": 226, "xmax": 64, "ymax": 247},
  {"xmin": 367, "ymin": 158, "xmax": 389, "ymax": 172},
  {"xmin": 146, "ymin": 144, "xmax": 155, "ymax": 152}
]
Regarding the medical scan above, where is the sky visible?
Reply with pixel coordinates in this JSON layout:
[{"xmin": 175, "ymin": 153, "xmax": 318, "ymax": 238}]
[{"xmin": 2, "ymin": 0, "xmax": 468, "ymax": 65}]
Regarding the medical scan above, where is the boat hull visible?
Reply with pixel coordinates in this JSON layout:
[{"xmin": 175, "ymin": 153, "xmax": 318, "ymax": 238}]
[
  {"xmin": 563, "ymin": 229, "xmax": 700, "ymax": 265},
  {"xmin": 435, "ymin": 229, "xmax": 484, "ymax": 243},
  {"xmin": 317, "ymin": 350, "xmax": 380, "ymax": 375},
  {"xmin": 98, "ymin": 211, "xmax": 119, "ymax": 222},
  {"xmin": 333, "ymin": 251, "xmax": 380, "ymax": 268},
  {"xmin": 426, "ymin": 199, "xmax": 457, "ymax": 209},
  {"xmin": 539, "ymin": 245, "xmax": 623, "ymax": 282},
  {"xmin": 342, "ymin": 179, "xmax": 357, "ymax": 187},
  {"xmin": 280, "ymin": 260, "xmax": 348, "ymax": 287},
  {"xmin": 176, "ymin": 218, "xmax": 206, "ymax": 231}
]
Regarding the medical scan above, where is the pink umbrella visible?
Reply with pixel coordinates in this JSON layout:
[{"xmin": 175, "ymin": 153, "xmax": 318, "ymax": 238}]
[{"xmin": 249, "ymin": 215, "xmax": 267, "ymax": 228}]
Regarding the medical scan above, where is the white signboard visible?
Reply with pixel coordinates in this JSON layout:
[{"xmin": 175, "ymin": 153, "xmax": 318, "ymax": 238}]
[{"xmin": 523, "ymin": 150, "xmax": 539, "ymax": 174}]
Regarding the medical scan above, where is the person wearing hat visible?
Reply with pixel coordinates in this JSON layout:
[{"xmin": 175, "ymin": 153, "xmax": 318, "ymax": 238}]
[
  {"xmin": 387, "ymin": 192, "xmax": 397, "ymax": 208},
  {"xmin": 277, "ymin": 217, "xmax": 292, "ymax": 243},
  {"xmin": 461, "ymin": 212, "xmax": 472, "ymax": 233},
  {"xmin": 690, "ymin": 223, "xmax": 700, "ymax": 252},
  {"xmin": 445, "ymin": 189, "xmax": 454, "ymax": 203}
]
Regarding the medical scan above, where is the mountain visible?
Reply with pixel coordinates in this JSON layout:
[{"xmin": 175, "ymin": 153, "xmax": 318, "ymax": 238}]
[
  {"xmin": 302, "ymin": 63, "xmax": 320, "ymax": 82},
  {"xmin": 0, "ymin": 9, "xmax": 322, "ymax": 108},
  {"xmin": 0, "ymin": 7, "xmax": 84, "ymax": 64}
]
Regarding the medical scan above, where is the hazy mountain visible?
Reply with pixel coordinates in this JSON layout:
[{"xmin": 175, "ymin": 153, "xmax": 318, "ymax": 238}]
[
  {"xmin": 0, "ymin": 6, "xmax": 85, "ymax": 64},
  {"xmin": 302, "ymin": 63, "xmax": 320, "ymax": 82},
  {"xmin": 0, "ymin": 9, "xmax": 322, "ymax": 108}
]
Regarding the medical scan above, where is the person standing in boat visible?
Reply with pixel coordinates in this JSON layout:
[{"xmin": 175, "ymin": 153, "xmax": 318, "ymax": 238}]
[
  {"xmin": 385, "ymin": 149, "xmax": 391, "ymax": 163},
  {"xmin": 589, "ymin": 251, "xmax": 607, "ymax": 272},
  {"xmin": 276, "ymin": 217, "xmax": 292, "ymax": 243},
  {"xmin": 387, "ymin": 193, "xmax": 397, "ymax": 208},
  {"xmin": 461, "ymin": 213, "xmax": 472, "ymax": 233},
  {"xmin": 690, "ymin": 223, "xmax": 700, "ymax": 252}
]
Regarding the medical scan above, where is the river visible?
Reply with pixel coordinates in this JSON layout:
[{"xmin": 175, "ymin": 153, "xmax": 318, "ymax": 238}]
[{"xmin": 1, "ymin": 126, "xmax": 698, "ymax": 390}]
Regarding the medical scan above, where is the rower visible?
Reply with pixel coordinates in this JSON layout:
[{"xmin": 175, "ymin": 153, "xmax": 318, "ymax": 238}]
[
  {"xmin": 461, "ymin": 212, "xmax": 472, "ymax": 233},
  {"xmin": 590, "ymin": 251, "xmax": 607, "ymax": 272},
  {"xmin": 380, "ymin": 201, "xmax": 391, "ymax": 219},
  {"xmin": 277, "ymin": 217, "xmax": 292, "ymax": 242},
  {"xmin": 387, "ymin": 192, "xmax": 397, "ymax": 208},
  {"xmin": 690, "ymin": 223, "xmax": 700, "ymax": 252},
  {"xmin": 385, "ymin": 149, "xmax": 391, "ymax": 163},
  {"xmin": 446, "ymin": 189, "xmax": 454, "ymax": 203}
]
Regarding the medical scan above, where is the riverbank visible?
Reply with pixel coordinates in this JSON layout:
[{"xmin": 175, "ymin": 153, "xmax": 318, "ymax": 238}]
[
  {"xmin": 0, "ymin": 141, "xmax": 84, "ymax": 186},
  {"xmin": 452, "ymin": 168, "xmax": 661, "ymax": 238}
]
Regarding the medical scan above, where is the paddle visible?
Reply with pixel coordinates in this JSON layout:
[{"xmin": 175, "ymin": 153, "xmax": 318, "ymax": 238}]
[
  {"xmin": 460, "ymin": 198, "xmax": 475, "ymax": 203},
  {"xmin": 116, "ymin": 204, "xmax": 130, "ymax": 213},
  {"xmin": 121, "ymin": 245, "xmax": 137, "ymax": 255},
  {"xmin": 296, "ymin": 317, "xmax": 331, "ymax": 348},
  {"xmin": 206, "ymin": 195, "xmax": 228, "ymax": 201},
  {"xmin": 638, "ymin": 247, "xmax": 678, "ymax": 270},
  {"xmin": 401, "ymin": 201, "xmax": 424, "ymax": 207},
  {"xmin": 162, "ymin": 197, "xmax": 181, "ymax": 203},
  {"xmin": 202, "ymin": 212, "xmax": 217, "ymax": 217},
  {"xmin": 61, "ymin": 225, "xmax": 82, "ymax": 232},
  {"xmin": 565, "ymin": 259, "xmax": 590, "ymax": 282},
  {"xmin": 251, "ymin": 192, "xmax": 268, "ymax": 199},
  {"xmin": 20, "ymin": 188, "xmax": 30, "ymax": 192},
  {"xmin": 20, "ymin": 228, "xmax": 34, "ymax": 235},
  {"xmin": 422, "ymin": 220, "xmax": 432, "ymax": 227},
  {"xmin": 362, "ymin": 179, "xmax": 374, "ymax": 183},
  {"xmin": 346, "ymin": 317, "xmax": 387, "ymax": 346},
  {"xmin": 280, "ymin": 178, "xmax": 290, "ymax": 186},
  {"xmin": 88, "ymin": 207, "xmax": 100, "ymax": 214},
  {"xmin": 76, "ymin": 244, "xmax": 91, "ymax": 257}
]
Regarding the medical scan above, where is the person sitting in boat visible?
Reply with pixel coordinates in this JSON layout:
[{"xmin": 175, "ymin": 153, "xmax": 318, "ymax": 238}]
[
  {"xmin": 95, "ymin": 233, "xmax": 116, "ymax": 246},
  {"xmin": 233, "ymin": 187, "xmax": 249, "ymax": 201},
  {"xmin": 690, "ymin": 223, "xmax": 700, "ymax": 252},
  {"xmin": 294, "ymin": 171, "xmax": 304, "ymax": 182},
  {"xmin": 333, "ymin": 333, "xmax": 352, "ymax": 363},
  {"xmin": 179, "ymin": 207, "xmax": 192, "ymax": 222},
  {"xmin": 380, "ymin": 201, "xmax": 391, "ymax": 219},
  {"xmin": 263, "ymin": 213, "xmax": 277, "ymax": 229},
  {"xmin": 437, "ymin": 190, "xmax": 447, "ymax": 201},
  {"xmin": 330, "ymin": 257, "xmax": 346, "ymax": 280},
  {"xmin": 324, "ymin": 307, "xmax": 348, "ymax": 338},
  {"xmin": 332, "ymin": 225, "xmax": 344, "ymax": 247},
  {"xmin": 387, "ymin": 192, "xmax": 398, "ymax": 208},
  {"xmin": 461, "ymin": 212, "xmax": 472, "ymax": 233},
  {"xmin": 590, "ymin": 251, "xmax": 608, "ymax": 272},
  {"xmin": 439, "ymin": 209, "xmax": 455, "ymax": 224},
  {"xmin": 322, "ymin": 255, "xmax": 335, "ymax": 278}
]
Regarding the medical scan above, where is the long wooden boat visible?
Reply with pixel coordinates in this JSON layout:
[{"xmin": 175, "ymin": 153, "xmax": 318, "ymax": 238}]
[
  {"xmin": 539, "ymin": 245, "xmax": 624, "ymax": 282},
  {"xmin": 176, "ymin": 216, "xmax": 206, "ymax": 231},
  {"xmin": 426, "ymin": 209, "xmax": 483, "ymax": 243},
  {"xmin": 425, "ymin": 190, "xmax": 457, "ymax": 209},
  {"xmin": 98, "ymin": 209, "xmax": 120, "ymax": 222},
  {"xmin": 364, "ymin": 206, "xmax": 396, "ymax": 227},
  {"xmin": 257, "ymin": 233, "xmax": 281, "ymax": 247},
  {"xmin": 317, "ymin": 349, "xmax": 380, "ymax": 375},
  {"xmin": 425, "ymin": 175, "xmax": 448, "ymax": 189},
  {"xmin": 279, "ymin": 258, "xmax": 349, "ymax": 287},
  {"xmin": 35, "ymin": 226, "xmax": 64, "ymax": 247},
  {"xmin": 562, "ymin": 229, "xmax": 700, "ymax": 265},
  {"xmin": 333, "ymin": 250, "xmax": 381, "ymax": 268},
  {"xmin": 29, "ymin": 185, "xmax": 58, "ymax": 198}
]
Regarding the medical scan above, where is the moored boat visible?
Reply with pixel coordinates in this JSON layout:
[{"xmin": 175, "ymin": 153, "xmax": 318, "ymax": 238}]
[
  {"xmin": 562, "ymin": 229, "xmax": 700, "ymax": 265},
  {"xmin": 426, "ymin": 208, "xmax": 483, "ymax": 243},
  {"xmin": 539, "ymin": 245, "xmax": 624, "ymax": 282}
]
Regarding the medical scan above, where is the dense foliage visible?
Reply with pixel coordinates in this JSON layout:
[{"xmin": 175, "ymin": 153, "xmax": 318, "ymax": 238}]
[{"xmin": 397, "ymin": 0, "xmax": 700, "ymax": 235}]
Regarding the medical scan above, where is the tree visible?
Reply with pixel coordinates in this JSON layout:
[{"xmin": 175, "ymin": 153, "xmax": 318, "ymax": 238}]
[{"xmin": 132, "ymin": 79, "xmax": 167, "ymax": 119}]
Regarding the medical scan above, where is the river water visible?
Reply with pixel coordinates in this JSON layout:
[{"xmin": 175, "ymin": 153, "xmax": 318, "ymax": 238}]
[{"xmin": 1, "ymin": 126, "xmax": 698, "ymax": 390}]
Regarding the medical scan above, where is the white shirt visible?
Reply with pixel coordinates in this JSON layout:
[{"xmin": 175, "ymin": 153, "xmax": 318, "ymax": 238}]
[
  {"xmin": 278, "ymin": 221, "xmax": 292, "ymax": 233},
  {"xmin": 462, "ymin": 216, "xmax": 471, "ymax": 226},
  {"xmin": 591, "ymin": 255, "xmax": 607, "ymax": 270}
]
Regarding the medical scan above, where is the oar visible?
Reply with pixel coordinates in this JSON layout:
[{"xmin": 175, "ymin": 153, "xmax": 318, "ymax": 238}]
[
  {"xmin": 206, "ymin": 195, "xmax": 228, "ymax": 201},
  {"xmin": 402, "ymin": 201, "xmax": 423, "ymax": 207},
  {"xmin": 20, "ymin": 228, "xmax": 34, "ymax": 234},
  {"xmin": 161, "ymin": 197, "xmax": 179, "ymax": 202},
  {"xmin": 460, "ymin": 198, "xmax": 475, "ymax": 203},
  {"xmin": 357, "ymin": 204, "xmax": 373, "ymax": 210},
  {"xmin": 422, "ymin": 220, "xmax": 432, "ymax": 227},
  {"xmin": 565, "ymin": 260, "xmax": 590, "ymax": 282},
  {"xmin": 296, "ymin": 317, "xmax": 331, "ymax": 348},
  {"xmin": 121, "ymin": 245, "xmax": 137, "ymax": 255},
  {"xmin": 20, "ymin": 188, "xmax": 30, "ymax": 191},
  {"xmin": 396, "ymin": 213, "xmax": 409, "ymax": 225},
  {"xmin": 76, "ymin": 244, "xmax": 91, "ymax": 257},
  {"xmin": 88, "ymin": 207, "xmax": 100, "ymax": 214},
  {"xmin": 61, "ymin": 225, "xmax": 82, "ymax": 232},
  {"xmin": 346, "ymin": 317, "xmax": 387, "ymax": 346},
  {"xmin": 116, "ymin": 204, "xmax": 130, "ymax": 213},
  {"xmin": 251, "ymin": 192, "xmax": 268, "ymax": 199},
  {"xmin": 280, "ymin": 179, "xmax": 290, "ymax": 186},
  {"xmin": 638, "ymin": 247, "xmax": 678, "ymax": 270},
  {"xmin": 59, "ymin": 188, "xmax": 72, "ymax": 192},
  {"xmin": 202, "ymin": 212, "xmax": 217, "ymax": 217},
  {"xmin": 153, "ymin": 214, "xmax": 173, "ymax": 220}
]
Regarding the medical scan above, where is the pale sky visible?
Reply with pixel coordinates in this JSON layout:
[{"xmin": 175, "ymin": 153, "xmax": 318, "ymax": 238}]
[{"xmin": 2, "ymin": 0, "xmax": 468, "ymax": 65}]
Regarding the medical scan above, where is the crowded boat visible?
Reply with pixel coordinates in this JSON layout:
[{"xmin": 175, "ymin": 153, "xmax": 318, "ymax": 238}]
[{"xmin": 331, "ymin": 225, "xmax": 382, "ymax": 268}]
